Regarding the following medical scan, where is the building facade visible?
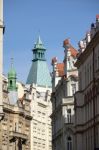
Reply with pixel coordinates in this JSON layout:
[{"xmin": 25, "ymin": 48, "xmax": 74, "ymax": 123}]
[
  {"xmin": 74, "ymin": 15, "xmax": 99, "ymax": 150},
  {"xmin": 0, "ymin": 1, "xmax": 32, "ymax": 149},
  {"xmin": 0, "ymin": 0, "xmax": 4, "ymax": 120},
  {"xmin": 51, "ymin": 39, "xmax": 78, "ymax": 150},
  {"xmin": 0, "ymin": 65, "xmax": 32, "ymax": 150},
  {"xmin": 26, "ymin": 36, "xmax": 52, "ymax": 150}
]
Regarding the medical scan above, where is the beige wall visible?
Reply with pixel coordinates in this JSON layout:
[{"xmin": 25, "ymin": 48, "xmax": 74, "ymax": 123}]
[
  {"xmin": 0, "ymin": 78, "xmax": 32, "ymax": 150},
  {"xmin": 30, "ymin": 85, "xmax": 52, "ymax": 150}
]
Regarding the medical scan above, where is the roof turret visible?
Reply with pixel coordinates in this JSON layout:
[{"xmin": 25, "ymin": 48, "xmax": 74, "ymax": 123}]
[
  {"xmin": 32, "ymin": 35, "xmax": 46, "ymax": 61},
  {"xmin": 8, "ymin": 58, "xmax": 16, "ymax": 78},
  {"xmin": 8, "ymin": 58, "xmax": 17, "ymax": 91},
  {"xmin": 26, "ymin": 36, "xmax": 51, "ymax": 87}
]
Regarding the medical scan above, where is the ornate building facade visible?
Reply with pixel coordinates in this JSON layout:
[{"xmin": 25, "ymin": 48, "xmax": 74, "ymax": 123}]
[
  {"xmin": 0, "ymin": 1, "xmax": 32, "ymax": 149},
  {"xmin": 51, "ymin": 39, "xmax": 78, "ymax": 150},
  {"xmin": 26, "ymin": 36, "xmax": 52, "ymax": 150},
  {"xmin": 74, "ymin": 15, "xmax": 99, "ymax": 150},
  {"xmin": 0, "ymin": 66, "xmax": 32, "ymax": 150},
  {"xmin": 0, "ymin": 0, "xmax": 4, "ymax": 120}
]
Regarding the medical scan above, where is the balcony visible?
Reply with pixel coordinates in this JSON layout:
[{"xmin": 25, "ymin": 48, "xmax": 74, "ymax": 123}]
[
  {"xmin": 64, "ymin": 115, "xmax": 74, "ymax": 125},
  {"xmin": 9, "ymin": 131, "xmax": 28, "ymax": 143}
]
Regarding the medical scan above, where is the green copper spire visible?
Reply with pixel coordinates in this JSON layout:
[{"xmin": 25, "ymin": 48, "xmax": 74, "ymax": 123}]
[
  {"xmin": 26, "ymin": 36, "xmax": 52, "ymax": 87},
  {"xmin": 33, "ymin": 36, "xmax": 46, "ymax": 61},
  {"xmin": 8, "ymin": 58, "xmax": 17, "ymax": 91},
  {"xmin": 35, "ymin": 36, "xmax": 43, "ymax": 48}
]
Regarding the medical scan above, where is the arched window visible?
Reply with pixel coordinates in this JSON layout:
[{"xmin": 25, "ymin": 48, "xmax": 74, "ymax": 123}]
[{"xmin": 67, "ymin": 136, "xmax": 72, "ymax": 150}]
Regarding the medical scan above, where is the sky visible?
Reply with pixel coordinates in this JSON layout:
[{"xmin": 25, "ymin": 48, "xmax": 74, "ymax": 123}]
[{"xmin": 3, "ymin": 0, "xmax": 98, "ymax": 83}]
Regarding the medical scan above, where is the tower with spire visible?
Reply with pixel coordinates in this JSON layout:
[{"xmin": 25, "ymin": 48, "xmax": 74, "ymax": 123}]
[
  {"xmin": 27, "ymin": 36, "xmax": 52, "ymax": 150},
  {"xmin": 8, "ymin": 58, "xmax": 18, "ymax": 104},
  {"xmin": 26, "ymin": 36, "xmax": 51, "ymax": 87}
]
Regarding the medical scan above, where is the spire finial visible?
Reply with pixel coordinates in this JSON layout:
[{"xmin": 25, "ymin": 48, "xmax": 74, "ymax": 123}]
[
  {"xmin": 11, "ymin": 57, "xmax": 14, "ymax": 68},
  {"xmin": 36, "ymin": 34, "xmax": 42, "ymax": 45},
  {"xmin": 38, "ymin": 29, "xmax": 40, "ymax": 35}
]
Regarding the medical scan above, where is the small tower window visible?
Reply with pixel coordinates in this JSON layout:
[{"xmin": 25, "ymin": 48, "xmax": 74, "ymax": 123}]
[
  {"xmin": 10, "ymin": 80, "xmax": 12, "ymax": 86},
  {"xmin": 41, "ymin": 53, "xmax": 43, "ymax": 58},
  {"xmin": 39, "ymin": 52, "xmax": 40, "ymax": 58}
]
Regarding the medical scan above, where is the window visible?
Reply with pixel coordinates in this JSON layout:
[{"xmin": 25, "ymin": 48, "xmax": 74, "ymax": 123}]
[
  {"xmin": 15, "ymin": 122, "xmax": 18, "ymax": 132},
  {"xmin": 67, "ymin": 136, "xmax": 72, "ymax": 150},
  {"xmin": 10, "ymin": 80, "xmax": 12, "ymax": 86},
  {"xmin": 67, "ymin": 109, "xmax": 71, "ymax": 123},
  {"xmin": 39, "ymin": 52, "xmax": 40, "ymax": 58},
  {"xmin": 71, "ymin": 84, "xmax": 76, "ymax": 95}
]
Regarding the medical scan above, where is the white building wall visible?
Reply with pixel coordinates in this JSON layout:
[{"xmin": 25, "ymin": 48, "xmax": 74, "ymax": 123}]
[{"xmin": 30, "ymin": 85, "xmax": 52, "ymax": 150}]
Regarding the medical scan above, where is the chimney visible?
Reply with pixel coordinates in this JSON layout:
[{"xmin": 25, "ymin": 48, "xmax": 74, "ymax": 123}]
[
  {"xmin": 91, "ymin": 23, "xmax": 96, "ymax": 38},
  {"xmin": 51, "ymin": 57, "xmax": 57, "ymax": 65},
  {"xmin": 86, "ymin": 31, "xmax": 91, "ymax": 44},
  {"xmin": 96, "ymin": 14, "xmax": 99, "ymax": 23},
  {"xmin": 78, "ymin": 40, "xmax": 86, "ymax": 52},
  {"xmin": 63, "ymin": 38, "xmax": 70, "ymax": 48}
]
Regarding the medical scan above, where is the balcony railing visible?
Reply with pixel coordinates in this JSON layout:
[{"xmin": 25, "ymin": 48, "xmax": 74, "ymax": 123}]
[
  {"xmin": 64, "ymin": 115, "xmax": 74, "ymax": 125},
  {"xmin": 9, "ymin": 131, "xmax": 28, "ymax": 143}
]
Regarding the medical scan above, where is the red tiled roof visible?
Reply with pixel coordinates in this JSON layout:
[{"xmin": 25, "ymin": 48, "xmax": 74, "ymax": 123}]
[{"xmin": 56, "ymin": 63, "xmax": 64, "ymax": 77}]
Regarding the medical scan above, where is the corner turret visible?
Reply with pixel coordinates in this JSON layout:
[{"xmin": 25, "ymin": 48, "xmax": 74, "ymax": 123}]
[{"xmin": 8, "ymin": 58, "xmax": 17, "ymax": 91}]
